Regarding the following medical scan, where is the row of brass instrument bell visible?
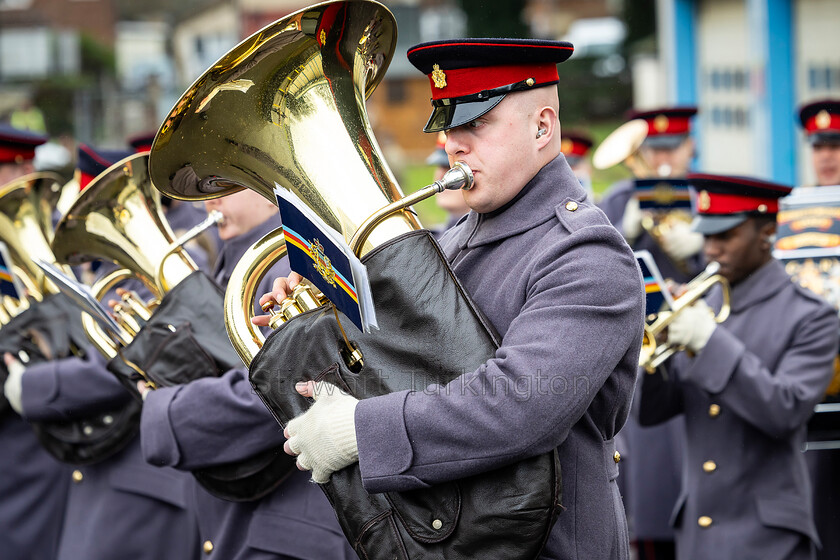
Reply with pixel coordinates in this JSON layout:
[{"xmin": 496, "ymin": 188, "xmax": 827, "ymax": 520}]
[
  {"xmin": 639, "ymin": 261, "xmax": 731, "ymax": 373},
  {"xmin": 0, "ymin": 154, "xmax": 222, "ymax": 384},
  {"xmin": 0, "ymin": 173, "xmax": 80, "ymax": 336}
]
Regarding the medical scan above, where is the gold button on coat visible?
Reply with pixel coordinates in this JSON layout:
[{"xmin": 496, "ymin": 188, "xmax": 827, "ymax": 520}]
[
  {"xmin": 702, "ymin": 460, "xmax": 717, "ymax": 473},
  {"xmin": 203, "ymin": 540, "xmax": 214, "ymax": 554},
  {"xmin": 565, "ymin": 201, "xmax": 579, "ymax": 212},
  {"xmin": 709, "ymin": 404, "xmax": 721, "ymax": 417},
  {"xmin": 698, "ymin": 516, "xmax": 713, "ymax": 528},
  {"xmin": 614, "ymin": 451, "xmax": 621, "ymax": 463},
  {"xmin": 72, "ymin": 470, "xmax": 83, "ymax": 483}
]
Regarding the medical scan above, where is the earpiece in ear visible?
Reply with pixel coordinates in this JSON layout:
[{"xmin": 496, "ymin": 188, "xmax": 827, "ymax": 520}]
[{"xmin": 536, "ymin": 128, "xmax": 547, "ymax": 139}]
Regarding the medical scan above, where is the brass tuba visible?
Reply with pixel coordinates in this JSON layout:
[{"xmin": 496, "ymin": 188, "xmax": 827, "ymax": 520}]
[
  {"xmin": 639, "ymin": 261, "xmax": 731, "ymax": 373},
  {"xmin": 51, "ymin": 153, "xmax": 217, "ymax": 362},
  {"xmin": 147, "ymin": 0, "xmax": 437, "ymax": 364},
  {"xmin": 0, "ymin": 173, "xmax": 74, "ymax": 323},
  {"xmin": 149, "ymin": 5, "xmax": 558, "ymax": 558}
]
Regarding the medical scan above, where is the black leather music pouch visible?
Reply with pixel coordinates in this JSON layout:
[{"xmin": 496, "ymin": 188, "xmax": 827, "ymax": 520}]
[
  {"xmin": 0, "ymin": 293, "xmax": 139, "ymax": 464},
  {"xmin": 250, "ymin": 230, "xmax": 562, "ymax": 560},
  {"xmin": 106, "ymin": 270, "xmax": 295, "ymax": 502}
]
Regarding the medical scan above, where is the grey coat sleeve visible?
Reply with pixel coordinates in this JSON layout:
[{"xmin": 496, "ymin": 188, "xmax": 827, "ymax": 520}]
[
  {"xmin": 140, "ymin": 367, "xmax": 286, "ymax": 470},
  {"xmin": 680, "ymin": 308, "xmax": 839, "ymax": 438},
  {"xmin": 20, "ymin": 347, "xmax": 132, "ymax": 422},
  {"xmin": 355, "ymin": 224, "xmax": 643, "ymax": 493}
]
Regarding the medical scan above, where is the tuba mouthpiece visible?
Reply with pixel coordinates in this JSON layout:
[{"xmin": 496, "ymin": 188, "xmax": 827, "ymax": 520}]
[{"xmin": 436, "ymin": 162, "xmax": 474, "ymax": 192}]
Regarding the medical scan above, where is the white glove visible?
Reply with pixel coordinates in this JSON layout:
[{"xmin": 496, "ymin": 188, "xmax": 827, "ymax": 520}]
[
  {"xmin": 3, "ymin": 355, "xmax": 26, "ymax": 415},
  {"xmin": 621, "ymin": 197, "xmax": 644, "ymax": 242},
  {"xmin": 667, "ymin": 299, "xmax": 717, "ymax": 353},
  {"xmin": 286, "ymin": 381, "xmax": 359, "ymax": 484},
  {"xmin": 661, "ymin": 221, "xmax": 704, "ymax": 262}
]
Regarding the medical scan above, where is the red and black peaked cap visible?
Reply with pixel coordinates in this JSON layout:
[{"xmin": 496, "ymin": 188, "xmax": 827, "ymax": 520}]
[
  {"xmin": 0, "ymin": 124, "xmax": 47, "ymax": 165},
  {"xmin": 625, "ymin": 106, "xmax": 698, "ymax": 149},
  {"xmin": 407, "ymin": 38, "xmax": 574, "ymax": 133},
  {"xmin": 687, "ymin": 173, "xmax": 792, "ymax": 235},
  {"xmin": 799, "ymin": 99, "xmax": 840, "ymax": 145}
]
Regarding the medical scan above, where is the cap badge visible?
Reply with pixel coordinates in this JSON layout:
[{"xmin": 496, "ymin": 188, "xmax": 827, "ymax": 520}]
[
  {"xmin": 816, "ymin": 110, "xmax": 832, "ymax": 130},
  {"xmin": 431, "ymin": 64, "xmax": 447, "ymax": 89},
  {"xmin": 698, "ymin": 190, "xmax": 711, "ymax": 212},
  {"xmin": 653, "ymin": 115, "xmax": 669, "ymax": 133}
]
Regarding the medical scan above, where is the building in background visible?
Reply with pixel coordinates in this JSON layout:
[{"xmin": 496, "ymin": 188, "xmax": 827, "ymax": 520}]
[{"xmin": 655, "ymin": 0, "xmax": 840, "ymax": 186}]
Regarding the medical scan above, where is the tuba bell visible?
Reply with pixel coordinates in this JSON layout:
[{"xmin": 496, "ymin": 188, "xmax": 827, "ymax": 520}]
[
  {"xmin": 51, "ymin": 153, "xmax": 219, "ymax": 362},
  {"xmin": 148, "ymin": 0, "xmax": 426, "ymax": 363},
  {"xmin": 639, "ymin": 261, "xmax": 731, "ymax": 373}
]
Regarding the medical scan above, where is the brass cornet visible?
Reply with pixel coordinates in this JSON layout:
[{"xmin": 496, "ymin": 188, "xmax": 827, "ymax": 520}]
[{"xmin": 640, "ymin": 262, "xmax": 731, "ymax": 373}]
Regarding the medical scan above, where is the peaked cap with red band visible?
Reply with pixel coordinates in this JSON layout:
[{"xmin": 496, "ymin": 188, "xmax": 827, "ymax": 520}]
[
  {"xmin": 687, "ymin": 173, "xmax": 792, "ymax": 235},
  {"xmin": 77, "ymin": 144, "xmax": 133, "ymax": 190},
  {"xmin": 407, "ymin": 38, "xmax": 574, "ymax": 133},
  {"xmin": 560, "ymin": 129, "xmax": 593, "ymax": 164},
  {"xmin": 799, "ymin": 99, "xmax": 840, "ymax": 145},
  {"xmin": 625, "ymin": 106, "xmax": 697, "ymax": 149},
  {"xmin": 0, "ymin": 124, "xmax": 47, "ymax": 165}
]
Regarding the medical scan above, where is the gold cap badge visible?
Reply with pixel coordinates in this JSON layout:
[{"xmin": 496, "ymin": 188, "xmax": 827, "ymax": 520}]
[
  {"xmin": 431, "ymin": 64, "xmax": 447, "ymax": 89},
  {"xmin": 653, "ymin": 114, "xmax": 669, "ymax": 133},
  {"xmin": 698, "ymin": 190, "xmax": 711, "ymax": 211},
  {"xmin": 816, "ymin": 109, "xmax": 832, "ymax": 130}
]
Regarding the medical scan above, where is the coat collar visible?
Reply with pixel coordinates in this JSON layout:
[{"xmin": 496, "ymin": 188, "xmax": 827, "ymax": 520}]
[
  {"xmin": 727, "ymin": 258, "xmax": 791, "ymax": 313},
  {"xmin": 456, "ymin": 154, "xmax": 586, "ymax": 249},
  {"xmin": 214, "ymin": 213, "xmax": 283, "ymax": 284}
]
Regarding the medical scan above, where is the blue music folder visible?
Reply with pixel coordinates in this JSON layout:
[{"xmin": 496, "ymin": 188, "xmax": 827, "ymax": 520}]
[
  {"xmin": 273, "ymin": 184, "xmax": 377, "ymax": 333},
  {"xmin": 0, "ymin": 242, "xmax": 23, "ymax": 300},
  {"xmin": 636, "ymin": 250, "xmax": 674, "ymax": 318}
]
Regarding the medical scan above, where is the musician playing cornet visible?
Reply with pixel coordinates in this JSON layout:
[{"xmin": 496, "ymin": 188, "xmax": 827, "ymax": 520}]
[
  {"xmin": 637, "ymin": 174, "xmax": 839, "ymax": 560},
  {"xmin": 255, "ymin": 38, "xmax": 645, "ymax": 559},
  {"xmin": 599, "ymin": 107, "xmax": 705, "ymax": 284}
]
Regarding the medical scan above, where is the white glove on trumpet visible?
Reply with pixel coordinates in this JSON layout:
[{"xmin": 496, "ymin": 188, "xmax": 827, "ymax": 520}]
[
  {"xmin": 285, "ymin": 381, "xmax": 359, "ymax": 484},
  {"xmin": 661, "ymin": 220, "xmax": 704, "ymax": 262},
  {"xmin": 621, "ymin": 197, "xmax": 644, "ymax": 242},
  {"xmin": 667, "ymin": 299, "xmax": 717, "ymax": 354}
]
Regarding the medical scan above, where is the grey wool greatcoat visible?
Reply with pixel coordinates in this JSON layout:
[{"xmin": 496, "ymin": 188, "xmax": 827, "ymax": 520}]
[
  {"xmin": 19, "ymin": 348, "xmax": 200, "ymax": 560},
  {"xmin": 638, "ymin": 258, "xmax": 840, "ymax": 560},
  {"xmin": 354, "ymin": 154, "xmax": 646, "ymax": 559},
  {"xmin": 0, "ymin": 413, "xmax": 69, "ymax": 560},
  {"xmin": 140, "ymin": 215, "xmax": 356, "ymax": 560}
]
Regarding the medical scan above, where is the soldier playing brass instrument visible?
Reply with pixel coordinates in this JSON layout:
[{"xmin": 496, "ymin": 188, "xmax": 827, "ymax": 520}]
[
  {"xmin": 257, "ymin": 37, "xmax": 645, "ymax": 559},
  {"xmin": 638, "ymin": 174, "xmax": 838, "ymax": 560}
]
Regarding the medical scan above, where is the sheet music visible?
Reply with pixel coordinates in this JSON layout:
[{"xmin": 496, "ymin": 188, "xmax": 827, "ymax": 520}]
[{"xmin": 34, "ymin": 258, "xmax": 127, "ymax": 339}]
